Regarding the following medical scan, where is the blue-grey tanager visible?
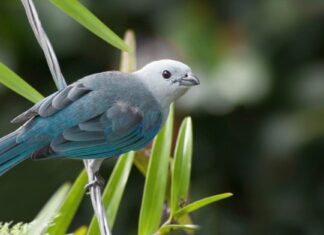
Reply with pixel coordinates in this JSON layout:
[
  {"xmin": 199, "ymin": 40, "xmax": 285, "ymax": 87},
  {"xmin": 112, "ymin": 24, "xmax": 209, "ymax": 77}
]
[{"xmin": 0, "ymin": 59, "xmax": 199, "ymax": 175}]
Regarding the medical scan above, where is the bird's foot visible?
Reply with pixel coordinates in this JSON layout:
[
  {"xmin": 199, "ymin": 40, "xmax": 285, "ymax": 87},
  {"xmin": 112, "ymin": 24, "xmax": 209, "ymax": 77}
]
[{"xmin": 85, "ymin": 172, "xmax": 105, "ymax": 194}]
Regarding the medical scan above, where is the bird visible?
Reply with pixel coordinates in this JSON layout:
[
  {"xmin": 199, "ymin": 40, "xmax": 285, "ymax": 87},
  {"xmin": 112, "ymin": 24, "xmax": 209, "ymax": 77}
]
[{"xmin": 0, "ymin": 59, "xmax": 199, "ymax": 176}]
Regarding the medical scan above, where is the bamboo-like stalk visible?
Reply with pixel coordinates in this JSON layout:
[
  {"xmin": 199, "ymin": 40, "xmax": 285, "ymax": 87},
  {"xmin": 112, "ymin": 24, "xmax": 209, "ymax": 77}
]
[{"xmin": 20, "ymin": 1, "xmax": 111, "ymax": 234}]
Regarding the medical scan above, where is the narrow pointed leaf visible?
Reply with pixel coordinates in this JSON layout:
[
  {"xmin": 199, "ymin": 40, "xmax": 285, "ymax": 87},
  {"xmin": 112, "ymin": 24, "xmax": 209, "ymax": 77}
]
[
  {"xmin": 157, "ymin": 224, "xmax": 199, "ymax": 235},
  {"xmin": 174, "ymin": 193, "xmax": 233, "ymax": 218},
  {"xmin": 171, "ymin": 117, "xmax": 193, "ymax": 215},
  {"xmin": 50, "ymin": 0, "xmax": 130, "ymax": 52},
  {"xmin": 87, "ymin": 152, "xmax": 135, "ymax": 234},
  {"xmin": 119, "ymin": 30, "xmax": 136, "ymax": 72},
  {"xmin": 134, "ymin": 151, "xmax": 149, "ymax": 176},
  {"xmin": 46, "ymin": 170, "xmax": 88, "ymax": 235},
  {"xmin": 138, "ymin": 105, "xmax": 174, "ymax": 235},
  {"xmin": 28, "ymin": 184, "xmax": 71, "ymax": 235},
  {"xmin": 0, "ymin": 63, "xmax": 43, "ymax": 103}
]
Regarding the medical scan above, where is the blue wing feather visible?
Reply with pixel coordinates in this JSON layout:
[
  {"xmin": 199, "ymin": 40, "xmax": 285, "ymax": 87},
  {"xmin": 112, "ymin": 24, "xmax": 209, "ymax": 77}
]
[
  {"xmin": 50, "ymin": 102, "xmax": 162, "ymax": 158},
  {"xmin": 0, "ymin": 72, "xmax": 165, "ymax": 174}
]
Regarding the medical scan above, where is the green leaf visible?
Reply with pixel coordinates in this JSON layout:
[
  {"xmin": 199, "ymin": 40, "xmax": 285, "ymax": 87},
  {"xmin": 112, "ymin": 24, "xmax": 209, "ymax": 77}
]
[
  {"xmin": 171, "ymin": 117, "xmax": 193, "ymax": 215},
  {"xmin": 28, "ymin": 184, "xmax": 71, "ymax": 235},
  {"xmin": 87, "ymin": 152, "xmax": 135, "ymax": 234},
  {"xmin": 50, "ymin": 0, "xmax": 131, "ymax": 52},
  {"xmin": 157, "ymin": 224, "xmax": 199, "ymax": 235},
  {"xmin": 174, "ymin": 193, "xmax": 233, "ymax": 218},
  {"xmin": 46, "ymin": 170, "xmax": 88, "ymax": 235},
  {"xmin": 0, "ymin": 63, "xmax": 44, "ymax": 103},
  {"xmin": 134, "ymin": 151, "xmax": 149, "ymax": 176},
  {"xmin": 138, "ymin": 105, "xmax": 174, "ymax": 235}
]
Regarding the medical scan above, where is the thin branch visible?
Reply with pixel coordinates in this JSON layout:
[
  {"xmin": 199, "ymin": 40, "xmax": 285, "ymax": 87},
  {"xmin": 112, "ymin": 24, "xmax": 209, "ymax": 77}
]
[
  {"xmin": 21, "ymin": 0, "xmax": 66, "ymax": 90},
  {"xmin": 20, "ymin": 1, "xmax": 111, "ymax": 234}
]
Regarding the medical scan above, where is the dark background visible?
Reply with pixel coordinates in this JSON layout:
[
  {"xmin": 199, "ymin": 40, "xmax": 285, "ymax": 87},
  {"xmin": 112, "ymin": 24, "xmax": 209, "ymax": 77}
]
[{"xmin": 0, "ymin": 0, "xmax": 324, "ymax": 234}]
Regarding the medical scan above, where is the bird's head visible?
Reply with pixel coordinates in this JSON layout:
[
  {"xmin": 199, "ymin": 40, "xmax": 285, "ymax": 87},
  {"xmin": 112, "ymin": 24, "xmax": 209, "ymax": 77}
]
[{"xmin": 135, "ymin": 59, "xmax": 199, "ymax": 107}]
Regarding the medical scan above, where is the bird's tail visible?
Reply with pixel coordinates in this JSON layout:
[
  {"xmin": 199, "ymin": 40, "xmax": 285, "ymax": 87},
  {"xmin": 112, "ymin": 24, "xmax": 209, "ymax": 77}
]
[{"xmin": 0, "ymin": 130, "xmax": 35, "ymax": 175}]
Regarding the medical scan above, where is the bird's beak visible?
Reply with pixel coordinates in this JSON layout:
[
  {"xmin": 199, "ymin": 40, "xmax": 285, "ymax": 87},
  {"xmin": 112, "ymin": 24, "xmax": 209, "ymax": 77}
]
[{"xmin": 178, "ymin": 72, "xmax": 200, "ymax": 86}]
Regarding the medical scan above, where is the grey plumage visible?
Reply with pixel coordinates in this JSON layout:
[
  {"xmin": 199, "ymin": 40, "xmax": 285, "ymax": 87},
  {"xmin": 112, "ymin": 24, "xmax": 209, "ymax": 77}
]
[{"xmin": 0, "ymin": 59, "xmax": 199, "ymax": 175}]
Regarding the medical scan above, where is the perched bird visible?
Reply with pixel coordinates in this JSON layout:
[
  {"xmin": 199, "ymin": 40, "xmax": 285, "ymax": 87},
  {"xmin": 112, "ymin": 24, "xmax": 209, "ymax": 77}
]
[{"xmin": 0, "ymin": 59, "xmax": 199, "ymax": 175}]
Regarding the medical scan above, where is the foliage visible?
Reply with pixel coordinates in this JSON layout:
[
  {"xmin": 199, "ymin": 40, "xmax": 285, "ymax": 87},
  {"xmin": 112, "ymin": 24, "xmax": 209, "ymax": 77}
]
[
  {"xmin": 50, "ymin": 0, "xmax": 130, "ymax": 52},
  {"xmin": 0, "ymin": 1, "xmax": 232, "ymax": 234},
  {"xmin": 0, "ymin": 222, "xmax": 29, "ymax": 235},
  {"xmin": 0, "ymin": 63, "xmax": 43, "ymax": 103}
]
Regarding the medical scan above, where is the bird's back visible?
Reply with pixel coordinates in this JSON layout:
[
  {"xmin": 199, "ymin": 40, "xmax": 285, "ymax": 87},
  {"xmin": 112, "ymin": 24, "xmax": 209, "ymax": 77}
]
[{"xmin": 13, "ymin": 71, "xmax": 166, "ymax": 159}]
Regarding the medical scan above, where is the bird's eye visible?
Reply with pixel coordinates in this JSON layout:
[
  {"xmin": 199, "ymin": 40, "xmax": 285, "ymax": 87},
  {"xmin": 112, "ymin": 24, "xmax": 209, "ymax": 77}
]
[{"xmin": 162, "ymin": 70, "xmax": 172, "ymax": 79}]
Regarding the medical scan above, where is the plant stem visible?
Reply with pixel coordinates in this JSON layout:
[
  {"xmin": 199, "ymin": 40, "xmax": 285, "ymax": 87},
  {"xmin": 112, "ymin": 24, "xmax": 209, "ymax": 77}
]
[{"xmin": 20, "ymin": 1, "xmax": 111, "ymax": 234}]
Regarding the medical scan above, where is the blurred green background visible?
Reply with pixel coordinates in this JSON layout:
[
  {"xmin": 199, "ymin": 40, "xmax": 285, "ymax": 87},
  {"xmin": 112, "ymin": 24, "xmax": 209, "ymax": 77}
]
[{"xmin": 0, "ymin": 0, "xmax": 324, "ymax": 234}]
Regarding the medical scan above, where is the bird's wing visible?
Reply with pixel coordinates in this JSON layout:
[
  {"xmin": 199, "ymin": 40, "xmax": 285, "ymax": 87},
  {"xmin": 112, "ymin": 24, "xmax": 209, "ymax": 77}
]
[
  {"xmin": 11, "ymin": 82, "xmax": 93, "ymax": 123},
  {"xmin": 49, "ymin": 101, "xmax": 162, "ymax": 158}
]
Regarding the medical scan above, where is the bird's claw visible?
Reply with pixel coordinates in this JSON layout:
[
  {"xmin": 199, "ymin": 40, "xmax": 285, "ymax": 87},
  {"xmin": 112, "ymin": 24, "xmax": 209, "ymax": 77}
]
[{"xmin": 85, "ymin": 172, "xmax": 105, "ymax": 194}]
